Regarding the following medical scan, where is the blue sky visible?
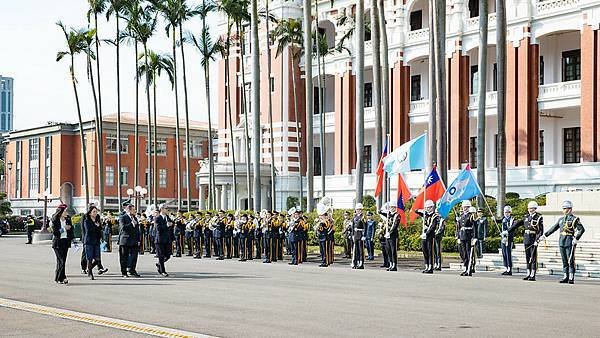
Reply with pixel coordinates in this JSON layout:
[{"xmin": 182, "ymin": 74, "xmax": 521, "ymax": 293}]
[{"xmin": 0, "ymin": 0, "xmax": 219, "ymax": 130}]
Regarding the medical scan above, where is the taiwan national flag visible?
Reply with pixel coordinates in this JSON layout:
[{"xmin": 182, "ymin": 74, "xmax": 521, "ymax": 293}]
[
  {"xmin": 409, "ymin": 166, "xmax": 446, "ymax": 221},
  {"xmin": 374, "ymin": 142, "xmax": 389, "ymax": 198}
]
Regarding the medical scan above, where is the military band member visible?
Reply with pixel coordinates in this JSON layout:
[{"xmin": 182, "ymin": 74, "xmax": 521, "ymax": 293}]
[
  {"xmin": 538, "ymin": 200, "xmax": 585, "ymax": 284},
  {"xmin": 173, "ymin": 211, "xmax": 185, "ymax": 257},
  {"xmin": 277, "ymin": 213, "xmax": 286, "ymax": 260},
  {"xmin": 239, "ymin": 214, "xmax": 249, "ymax": 261},
  {"xmin": 300, "ymin": 212, "xmax": 309, "ymax": 263},
  {"xmin": 224, "ymin": 213, "xmax": 234, "ymax": 259},
  {"xmin": 262, "ymin": 211, "xmax": 272, "ymax": 263},
  {"xmin": 379, "ymin": 203, "xmax": 399, "ymax": 271},
  {"xmin": 456, "ymin": 200, "xmax": 476, "ymax": 276},
  {"xmin": 475, "ymin": 209, "xmax": 488, "ymax": 259},
  {"xmin": 499, "ymin": 206, "xmax": 515, "ymax": 275},
  {"xmin": 214, "ymin": 210, "xmax": 226, "ymax": 260},
  {"xmin": 351, "ymin": 205, "xmax": 365, "ymax": 269},
  {"xmin": 316, "ymin": 204, "xmax": 330, "ymax": 267},
  {"xmin": 417, "ymin": 200, "xmax": 439, "ymax": 274},
  {"xmin": 247, "ymin": 215, "xmax": 256, "ymax": 260},
  {"xmin": 326, "ymin": 211, "xmax": 335, "ymax": 265},
  {"xmin": 139, "ymin": 213, "xmax": 150, "ymax": 255},
  {"xmin": 433, "ymin": 215, "xmax": 445, "ymax": 271},
  {"xmin": 233, "ymin": 212, "xmax": 241, "ymax": 259},
  {"xmin": 203, "ymin": 212, "xmax": 213, "ymax": 257},
  {"xmin": 287, "ymin": 208, "xmax": 299, "ymax": 265},
  {"xmin": 365, "ymin": 211, "xmax": 376, "ymax": 261},
  {"xmin": 270, "ymin": 212, "xmax": 279, "ymax": 262},
  {"xmin": 502, "ymin": 201, "xmax": 544, "ymax": 281},
  {"xmin": 342, "ymin": 212, "xmax": 353, "ymax": 259},
  {"xmin": 193, "ymin": 214, "xmax": 203, "ymax": 259},
  {"xmin": 254, "ymin": 214, "xmax": 262, "ymax": 260}
]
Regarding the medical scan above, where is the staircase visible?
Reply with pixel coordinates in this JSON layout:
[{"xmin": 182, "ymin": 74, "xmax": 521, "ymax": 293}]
[{"xmin": 449, "ymin": 240, "xmax": 600, "ymax": 278}]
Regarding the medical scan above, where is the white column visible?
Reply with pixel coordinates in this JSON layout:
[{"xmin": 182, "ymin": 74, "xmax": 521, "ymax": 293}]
[
  {"xmin": 199, "ymin": 185, "xmax": 206, "ymax": 210},
  {"xmin": 215, "ymin": 185, "xmax": 222, "ymax": 210},
  {"xmin": 221, "ymin": 184, "xmax": 229, "ymax": 210},
  {"xmin": 261, "ymin": 183, "xmax": 268, "ymax": 210}
]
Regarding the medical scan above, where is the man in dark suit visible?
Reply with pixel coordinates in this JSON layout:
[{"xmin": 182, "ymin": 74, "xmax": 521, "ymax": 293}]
[
  {"xmin": 118, "ymin": 200, "xmax": 140, "ymax": 277},
  {"xmin": 154, "ymin": 204, "xmax": 171, "ymax": 277}
]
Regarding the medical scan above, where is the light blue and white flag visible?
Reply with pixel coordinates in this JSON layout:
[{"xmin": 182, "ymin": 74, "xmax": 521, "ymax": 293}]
[
  {"xmin": 437, "ymin": 164, "xmax": 482, "ymax": 218},
  {"xmin": 383, "ymin": 134, "xmax": 426, "ymax": 175}
]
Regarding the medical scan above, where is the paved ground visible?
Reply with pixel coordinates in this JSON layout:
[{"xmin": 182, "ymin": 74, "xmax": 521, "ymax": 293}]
[{"xmin": 1, "ymin": 235, "xmax": 599, "ymax": 337}]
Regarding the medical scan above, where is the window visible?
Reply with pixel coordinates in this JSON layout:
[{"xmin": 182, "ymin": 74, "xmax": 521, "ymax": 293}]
[
  {"xmin": 270, "ymin": 77, "xmax": 275, "ymax": 93},
  {"xmin": 106, "ymin": 166, "xmax": 115, "ymax": 186},
  {"xmin": 120, "ymin": 167, "xmax": 129, "ymax": 186},
  {"xmin": 159, "ymin": 169, "xmax": 167, "ymax": 187},
  {"xmin": 468, "ymin": 0, "xmax": 479, "ymax": 18},
  {"xmin": 313, "ymin": 87, "xmax": 323, "ymax": 114},
  {"xmin": 1, "ymin": 92, "xmax": 5, "ymax": 112},
  {"xmin": 29, "ymin": 139, "xmax": 40, "ymax": 197},
  {"xmin": 29, "ymin": 167, "xmax": 39, "ymax": 196},
  {"xmin": 146, "ymin": 138, "xmax": 167, "ymax": 155},
  {"xmin": 470, "ymin": 137, "xmax": 477, "ymax": 168},
  {"xmin": 29, "ymin": 138, "xmax": 39, "ymax": 161},
  {"xmin": 363, "ymin": 146, "xmax": 372, "ymax": 173},
  {"xmin": 470, "ymin": 65, "xmax": 479, "ymax": 94},
  {"xmin": 184, "ymin": 140, "xmax": 203, "ymax": 158},
  {"xmin": 1, "ymin": 114, "xmax": 5, "ymax": 130},
  {"xmin": 493, "ymin": 63, "xmax": 498, "ymax": 91},
  {"xmin": 409, "ymin": 10, "xmax": 422, "ymax": 31},
  {"xmin": 314, "ymin": 147, "xmax": 322, "ymax": 176},
  {"xmin": 410, "ymin": 75, "xmax": 421, "ymax": 101},
  {"xmin": 562, "ymin": 49, "xmax": 581, "ymax": 82},
  {"xmin": 539, "ymin": 56, "xmax": 545, "ymax": 85},
  {"xmin": 539, "ymin": 130, "xmax": 545, "ymax": 165},
  {"xmin": 15, "ymin": 141, "xmax": 22, "ymax": 198},
  {"xmin": 563, "ymin": 127, "xmax": 580, "ymax": 164},
  {"xmin": 106, "ymin": 134, "xmax": 129, "ymax": 153},
  {"xmin": 44, "ymin": 136, "xmax": 52, "ymax": 191},
  {"xmin": 364, "ymin": 83, "xmax": 373, "ymax": 108}
]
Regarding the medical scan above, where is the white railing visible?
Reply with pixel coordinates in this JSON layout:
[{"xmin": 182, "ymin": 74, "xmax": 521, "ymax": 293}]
[
  {"xmin": 468, "ymin": 91, "xmax": 498, "ymax": 109},
  {"xmin": 409, "ymin": 99, "xmax": 429, "ymax": 116},
  {"xmin": 364, "ymin": 106, "xmax": 375, "ymax": 121},
  {"xmin": 464, "ymin": 13, "xmax": 497, "ymax": 32},
  {"xmin": 313, "ymin": 112, "xmax": 335, "ymax": 129},
  {"xmin": 538, "ymin": 80, "xmax": 581, "ymax": 100},
  {"xmin": 406, "ymin": 28, "xmax": 429, "ymax": 44},
  {"xmin": 536, "ymin": 0, "xmax": 580, "ymax": 16}
]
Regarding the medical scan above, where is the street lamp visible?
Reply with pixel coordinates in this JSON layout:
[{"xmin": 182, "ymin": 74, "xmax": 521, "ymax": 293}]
[
  {"xmin": 6, "ymin": 161, "xmax": 12, "ymax": 201},
  {"xmin": 127, "ymin": 185, "xmax": 147, "ymax": 214},
  {"xmin": 37, "ymin": 190, "xmax": 53, "ymax": 233}
]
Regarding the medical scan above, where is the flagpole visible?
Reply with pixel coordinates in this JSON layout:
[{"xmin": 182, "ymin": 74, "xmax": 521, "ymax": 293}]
[
  {"xmin": 386, "ymin": 134, "xmax": 391, "ymax": 204},
  {"xmin": 422, "ymin": 131, "xmax": 428, "ymax": 240},
  {"xmin": 471, "ymin": 168, "xmax": 502, "ymax": 234}
]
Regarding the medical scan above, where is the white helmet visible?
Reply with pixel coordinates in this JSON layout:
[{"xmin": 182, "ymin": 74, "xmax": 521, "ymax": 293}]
[
  {"xmin": 355, "ymin": 203, "xmax": 364, "ymax": 210},
  {"xmin": 317, "ymin": 203, "xmax": 329, "ymax": 216},
  {"xmin": 424, "ymin": 200, "xmax": 435, "ymax": 208},
  {"xmin": 461, "ymin": 200, "xmax": 472, "ymax": 208},
  {"xmin": 527, "ymin": 201, "xmax": 539, "ymax": 209},
  {"xmin": 287, "ymin": 207, "xmax": 297, "ymax": 216},
  {"xmin": 562, "ymin": 200, "xmax": 573, "ymax": 209},
  {"xmin": 469, "ymin": 206, "xmax": 477, "ymax": 214},
  {"xmin": 503, "ymin": 205, "xmax": 512, "ymax": 213}
]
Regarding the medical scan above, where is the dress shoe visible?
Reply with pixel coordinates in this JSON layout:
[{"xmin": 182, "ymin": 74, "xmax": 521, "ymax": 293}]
[
  {"xmin": 434, "ymin": 267, "xmax": 442, "ymax": 271},
  {"xmin": 358, "ymin": 266, "xmax": 364, "ymax": 269},
  {"xmin": 388, "ymin": 267, "xmax": 397, "ymax": 271},
  {"xmin": 161, "ymin": 273, "xmax": 169, "ymax": 277},
  {"xmin": 460, "ymin": 271, "xmax": 468, "ymax": 276},
  {"xmin": 528, "ymin": 276, "xmax": 536, "ymax": 281},
  {"xmin": 130, "ymin": 272, "xmax": 141, "ymax": 278},
  {"xmin": 81, "ymin": 270, "xmax": 87, "ymax": 275},
  {"xmin": 122, "ymin": 274, "xmax": 129, "ymax": 278},
  {"xmin": 89, "ymin": 274, "xmax": 95, "ymax": 280},
  {"xmin": 424, "ymin": 270, "xmax": 433, "ymax": 274},
  {"xmin": 319, "ymin": 264, "xmax": 327, "ymax": 267},
  {"xmin": 98, "ymin": 268, "xmax": 108, "ymax": 275},
  {"xmin": 568, "ymin": 280, "xmax": 574, "ymax": 284},
  {"xmin": 523, "ymin": 276, "xmax": 530, "ymax": 280}
]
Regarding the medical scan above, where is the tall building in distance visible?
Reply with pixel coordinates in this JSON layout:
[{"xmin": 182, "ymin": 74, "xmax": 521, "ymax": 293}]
[{"xmin": 0, "ymin": 75, "xmax": 14, "ymax": 132}]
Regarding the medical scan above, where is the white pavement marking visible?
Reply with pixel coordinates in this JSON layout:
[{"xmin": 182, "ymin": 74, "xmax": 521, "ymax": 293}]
[{"xmin": 0, "ymin": 297, "xmax": 215, "ymax": 338}]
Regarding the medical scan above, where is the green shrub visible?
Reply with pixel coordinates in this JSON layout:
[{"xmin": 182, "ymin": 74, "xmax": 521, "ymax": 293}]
[{"xmin": 362, "ymin": 195, "xmax": 376, "ymax": 209}]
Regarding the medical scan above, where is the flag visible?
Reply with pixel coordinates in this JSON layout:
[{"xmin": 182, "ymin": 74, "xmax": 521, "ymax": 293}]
[
  {"xmin": 374, "ymin": 142, "xmax": 389, "ymax": 198},
  {"xmin": 396, "ymin": 190, "xmax": 408, "ymax": 228},
  {"xmin": 383, "ymin": 134, "xmax": 427, "ymax": 175},
  {"xmin": 409, "ymin": 166, "xmax": 446, "ymax": 221},
  {"xmin": 396, "ymin": 172, "xmax": 412, "ymax": 204},
  {"xmin": 437, "ymin": 164, "xmax": 482, "ymax": 218}
]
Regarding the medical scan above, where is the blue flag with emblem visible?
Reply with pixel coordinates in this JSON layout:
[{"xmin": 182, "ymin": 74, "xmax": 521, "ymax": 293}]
[{"xmin": 437, "ymin": 165, "xmax": 482, "ymax": 218}]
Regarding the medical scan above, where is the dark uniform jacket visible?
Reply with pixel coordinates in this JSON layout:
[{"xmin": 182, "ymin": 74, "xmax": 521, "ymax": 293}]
[
  {"xmin": 365, "ymin": 219, "xmax": 376, "ymax": 241},
  {"xmin": 352, "ymin": 215, "xmax": 365, "ymax": 241},
  {"xmin": 118, "ymin": 212, "xmax": 138, "ymax": 246},
  {"xmin": 544, "ymin": 213, "xmax": 585, "ymax": 247},
  {"xmin": 83, "ymin": 216, "xmax": 102, "ymax": 246},
  {"xmin": 501, "ymin": 216, "xmax": 515, "ymax": 242},
  {"xmin": 507, "ymin": 212, "xmax": 544, "ymax": 246},
  {"xmin": 476, "ymin": 217, "xmax": 488, "ymax": 240},
  {"xmin": 456, "ymin": 212, "xmax": 475, "ymax": 241},
  {"xmin": 317, "ymin": 220, "xmax": 329, "ymax": 242},
  {"xmin": 154, "ymin": 214, "xmax": 170, "ymax": 244}
]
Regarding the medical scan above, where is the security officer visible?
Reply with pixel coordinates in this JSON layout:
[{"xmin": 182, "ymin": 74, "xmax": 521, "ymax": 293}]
[
  {"xmin": 475, "ymin": 208, "xmax": 488, "ymax": 259},
  {"xmin": 351, "ymin": 205, "xmax": 365, "ymax": 269},
  {"xmin": 456, "ymin": 200, "xmax": 476, "ymax": 276},
  {"xmin": 417, "ymin": 200, "xmax": 439, "ymax": 274},
  {"xmin": 539, "ymin": 200, "xmax": 585, "ymax": 284},
  {"xmin": 433, "ymin": 215, "xmax": 446, "ymax": 271},
  {"xmin": 203, "ymin": 212, "xmax": 213, "ymax": 257},
  {"xmin": 365, "ymin": 211, "xmax": 376, "ymax": 261},
  {"xmin": 26, "ymin": 216, "xmax": 35, "ymax": 244},
  {"xmin": 499, "ymin": 206, "xmax": 515, "ymax": 275},
  {"xmin": 502, "ymin": 201, "xmax": 544, "ymax": 281},
  {"xmin": 193, "ymin": 213, "xmax": 203, "ymax": 259},
  {"xmin": 316, "ymin": 204, "xmax": 330, "ymax": 267},
  {"xmin": 342, "ymin": 211, "xmax": 353, "ymax": 259}
]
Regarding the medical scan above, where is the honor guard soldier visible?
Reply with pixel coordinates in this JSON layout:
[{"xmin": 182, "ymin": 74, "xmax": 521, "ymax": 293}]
[
  {"xmin": 475, "ymin": 209, "xmax": 488, "ymax": 259},
  {"xmin": 376, "ymin": 222, "xmax": 389, "ymax": 269},
  {"xmin": 193, "ymin": 213, "xmax": 203, "ymax": 259},
  {"xmin": 316, "ymin": 204, "xmax": 330, "ymax": 267},
  {"xmin": 502, "ymin": 201, "xmax": 544, "ymax": 281},
  {"xmin": 203, "ymin": 212, "xmax": 213, "ymax": 257},
  {"xmin": 342, "ymin": 212, "xmax": 353, "ymax": 259},
  {"xmin": 287, "ymin": 207, "xmax": 300, "ymax": 265},
  {"xmin": 433, "ymin": 215, "xmax": 445, "ymax": 271},
  {"xmin": 379, "ymin": 203, "xmax": 399, "ymax": 271},
  {"xmin": 499, "ymin": 206, "xmax": 515, "ymax": 275},
  {"xmin": 185, "ymin": 215, "xmax": 195, "ymax": 256},
  {"xmin": 365, "ymin": 212, "xmax": 376, "ymax": 261},
  {"xmin": 538, "ymin": 200, "xmax": 585, "ymax": 284},
  {"xmin": 417, "ymin": 200, "xmax": 439, "ymax": 274},
  {"xmin": 456, "ymin": 200, "xmax": 476, "ymax": 276},
  {"xmin": 351, "ymin": 205, "xmax": 366, "ymax": 269}
]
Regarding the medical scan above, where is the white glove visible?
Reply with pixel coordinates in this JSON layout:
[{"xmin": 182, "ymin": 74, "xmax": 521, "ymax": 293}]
[
  {"xmin": 471, "ymin": 238, "xmax": 477, "ymax": 245},
  {"xmin": 420, "ymin": 233, "xmax": 426, "ymax": 240},
  {"xmin": 538, "ymin": 234, "xmax": 546, "ymax": 242},
  {"xmin": 361, "ymin": 237, "xmax": 366, "ymax": 241},
  {"xmin": 572, "ymin": 238, "xmax": 578, "ymax": 245},
  {"xmin": 501, "ymin": 230, "xmax": 508, "ymax": 237},
  {"xmin": 456, "ymin": 238, "xmax": 461, "ymax": 244},
  {"xmin": 533, "ymin": 241, "xmax": 539, "ymax": 246}
]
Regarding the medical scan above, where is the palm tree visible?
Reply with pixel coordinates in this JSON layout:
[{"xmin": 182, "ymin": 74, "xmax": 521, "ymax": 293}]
[
  {"xmin": 377, "ymin": 0, "xmax": 390, "ymax": 201},
  {"xmin": 496, "ymin": 0, "xmax": 507, "ymax": 217},
  {"xmin": 354, "ymin": 0, "xmax": 365, "ymax": 205},
  {"xmin": 250, "ymin": 0, "xmax": 262, "ymax": 211},
  {"xmin": 370, "ymin": 0, "xmax": 382, "ymax": 208},
  {"xmin": 264, "ymin": 0, "xmax": 276, "ymax": 211},
  {"xmin": 150, "ymin": 0, "xmax": 184, "ymax": 210},
  {"xmin": 433, "ymin": 0, "xmax": 447, "ymax": 184},
  {"xmin": 107, "ymin": 0, "xmax": 124, "ymax": 208},
  {"xmin": 218, "ymin": 0, "xmax": 239, "ymax": 210},
  {"xmin": 87, "ymin": 0, "xmax": 107, "ymax": 211},
  {"xmin": 303, "ymin": 0, "xmax": 314, "ymax": 211},
  {"xmin": 188, "ymin": 0, "xmax": 220, "ymax": 210},
  {"xmin": 476, "ymin": 0, "xmax": 489, "ymax": 208},
  {"xmin": 56, "ymin": 22, "xmax": 92, "ymax": 208},
  {"xmin": 138, "ymin": 51, "xmax": 175, "ymax": 206},
  {"xmin": 273, "ymin": 18, "xmax": 303, "ymax": 210},
  {"xmin": 315, "ymin": 31, "xmax": 332, "ymax": 199},
  {"xmin": 428, "ymin": 0, "xmax": 437, "ymax": 168}
]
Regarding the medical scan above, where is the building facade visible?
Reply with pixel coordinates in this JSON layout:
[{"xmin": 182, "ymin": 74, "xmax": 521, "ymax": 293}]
[
  {"xmin": 4, "ymin": 113, "xmax": 211, "ymax": 215},
  {"xmin": 214, "ymin": 0, "xmax": 600, "ymax": 210},
  {"xmin": 0, "ymin": 75, "xmax": 14, "ymax": 132}
]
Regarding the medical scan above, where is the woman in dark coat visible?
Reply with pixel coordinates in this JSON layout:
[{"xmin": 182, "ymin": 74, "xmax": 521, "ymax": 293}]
[
  {"xmin": 51, "ymin": 204, "xmax": 74, "ymax": 284},
  {"xmin": 83, "ymin": 205, "xmax": 104, "ymax": 280}
]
